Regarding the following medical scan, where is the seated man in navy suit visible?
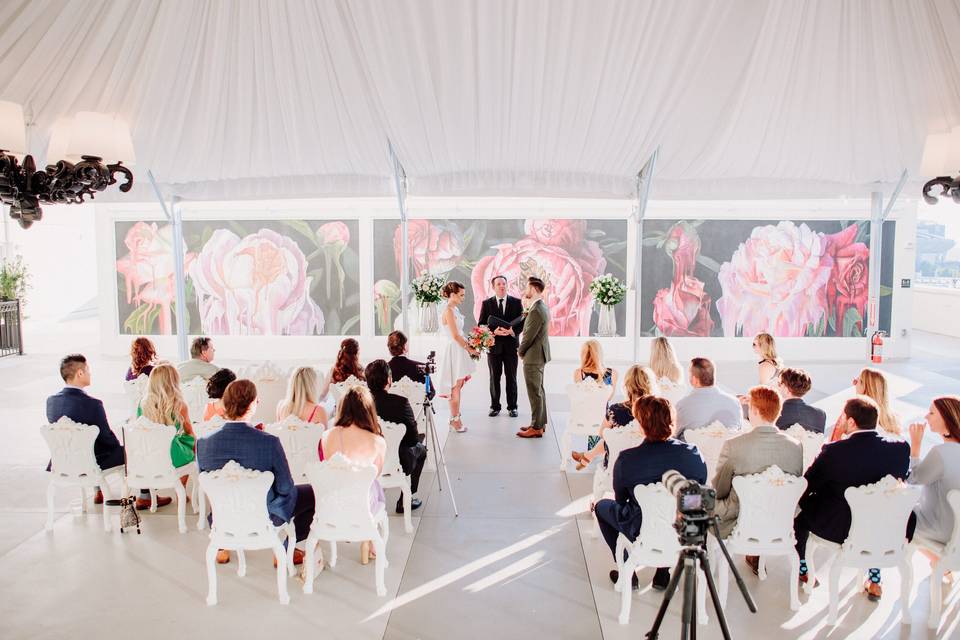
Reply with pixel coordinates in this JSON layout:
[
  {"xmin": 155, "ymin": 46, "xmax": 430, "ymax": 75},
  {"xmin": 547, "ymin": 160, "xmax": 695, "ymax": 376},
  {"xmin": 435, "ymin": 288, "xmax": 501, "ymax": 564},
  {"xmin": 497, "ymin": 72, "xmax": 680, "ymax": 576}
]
[
  {"xmin": 197, "ymin": 379, "xmax": 315, "ymax": 565},
  {"xmin": 793, "ymin": 395, "xmax": 914, "ymax": 601},
  {"xmin": 593, "ymin": 396, "xmax": 708, "ymax": 591},
  {"xmin": 775, "ymin": 367, "xmax": 827, "ymax": 433},
  {"xmin": 45, "ymin": 354, "xmax": 157, "ymax": 506}
]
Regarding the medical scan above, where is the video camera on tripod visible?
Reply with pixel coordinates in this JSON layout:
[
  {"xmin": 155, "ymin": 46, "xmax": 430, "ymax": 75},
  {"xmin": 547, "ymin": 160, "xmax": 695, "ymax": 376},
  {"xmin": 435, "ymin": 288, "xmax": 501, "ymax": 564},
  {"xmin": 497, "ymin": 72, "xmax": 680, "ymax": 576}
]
[
  {"xmin": 663, "ymin": 470, "xmax": 717, "ymax": 548},
  {"xmin": 416, "ymin": 350, "xmax": 437, "ymax": 376}
]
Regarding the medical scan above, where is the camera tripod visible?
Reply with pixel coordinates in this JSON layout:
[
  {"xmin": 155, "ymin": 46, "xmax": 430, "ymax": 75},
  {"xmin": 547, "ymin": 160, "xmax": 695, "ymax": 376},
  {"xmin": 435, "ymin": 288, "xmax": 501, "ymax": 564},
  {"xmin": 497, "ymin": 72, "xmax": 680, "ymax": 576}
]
[
  {"xmin": 421, "ymin": 373, "xmax": 459, "ymax": 516},
  {"xmin": 645, "ymin": 519, "xmax": 756, "ymax": 640}
]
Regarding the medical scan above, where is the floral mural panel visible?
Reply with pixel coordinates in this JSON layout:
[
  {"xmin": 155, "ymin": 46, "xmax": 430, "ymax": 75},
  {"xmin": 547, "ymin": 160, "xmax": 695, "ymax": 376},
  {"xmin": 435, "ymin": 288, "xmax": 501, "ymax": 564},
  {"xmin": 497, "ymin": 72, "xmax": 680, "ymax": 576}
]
[
  {"xmin": 373, "ymin": 218, "xmax": 628, "ymax": 336},
  {"xmin": 640, "ymin": 219, "xmax": 895, "ymax": 338},
  {"xmin": 114, "ymin": 219, "xmax": 360, "ymax": 335}
]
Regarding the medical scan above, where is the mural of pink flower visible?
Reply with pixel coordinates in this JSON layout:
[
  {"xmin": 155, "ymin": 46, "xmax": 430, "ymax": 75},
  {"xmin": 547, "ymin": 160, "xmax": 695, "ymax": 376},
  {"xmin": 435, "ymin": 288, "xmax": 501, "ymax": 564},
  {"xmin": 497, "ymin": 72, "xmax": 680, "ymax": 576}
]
[
  {"xmin": 716, "ymin": 221, "xmax": 832, "ymax": 337},
  {"xmin": 115, "ymin": 221, "xmax": 195, "ymax": 334},
  {"xmin": 652, "ymin": 223, "xmax": 713, "ymax": 337},
  {"xmin": 524, "ymin": 219, "xmax": 585, "ymax": 248},
  {"xmin": 317, "ymin": 221, "xmax": 350, "ymax": 246},
  {"xmin": 471, "ymin": 238, "xmax": 604, "ymax": 336},
  {"xmin": 188, "ymin": 228, "xmax": 323, "ymax": 335},
  {"xmin": 394, "ymin": 220, "xmax": 464, "ymax": 277},
  {"xmin": 822, "ymin": 224, "xmax": 869, "ymax": 333}
]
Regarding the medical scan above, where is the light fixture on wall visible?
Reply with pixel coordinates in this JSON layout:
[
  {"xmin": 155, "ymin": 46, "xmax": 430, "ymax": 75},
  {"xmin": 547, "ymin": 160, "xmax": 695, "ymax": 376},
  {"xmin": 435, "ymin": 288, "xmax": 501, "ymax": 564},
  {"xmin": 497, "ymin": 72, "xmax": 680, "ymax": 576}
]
[
  {"xmin": 920, "ymin": 127, "xmax": 960, "ymax": 205},
  {"xmin": 0, "ymin": 102, "xmax": 134, "ymax": 228}
]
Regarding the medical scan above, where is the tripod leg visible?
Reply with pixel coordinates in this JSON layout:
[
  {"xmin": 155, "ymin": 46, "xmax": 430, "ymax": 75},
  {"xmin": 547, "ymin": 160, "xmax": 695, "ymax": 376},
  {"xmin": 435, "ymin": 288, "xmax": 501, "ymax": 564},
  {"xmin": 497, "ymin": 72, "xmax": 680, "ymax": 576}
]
[
  {"xmin": 697, "ymin": 552, "xmax": 734, "ymax": 640},
  {"xmin": 424, "ymin": 402, "xmax": 459, "ymax": 516},
  {"xmin": 645, "ymin": 553, "xmax": 687, "ymax": 640},
  {"xmin": 681, "ymin": 556, "xmax": 697, "ymax": 640}
]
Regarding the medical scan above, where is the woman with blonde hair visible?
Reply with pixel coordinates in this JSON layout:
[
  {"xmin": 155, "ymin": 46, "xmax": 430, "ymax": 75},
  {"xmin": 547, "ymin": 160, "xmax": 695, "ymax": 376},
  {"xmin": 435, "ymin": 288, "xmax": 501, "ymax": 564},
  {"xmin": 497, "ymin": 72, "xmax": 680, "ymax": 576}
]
[
  {"xmin": 752, "ymin": 333, "xmax": 782, "ymax": 385},
  {"xmin": 138, "ymin": 364, "xmax": 196, "ymax": 498},
  {"xmin": 573, "ymin": 339, "xmax": 617, "ymax": 452},
  {"xmin": 830, "ymin": 367, "xmax": 901, "ymax": 441},
  {"xmin": 649, "ymin": 337, "xmax": 686, "ymax": 404},
  {"xmin": 571, "ymin": 365, "xmax": 657, "ymax": 470},
  {"xmin": 276, "ymin": 366, "xmax": 327, "ymax": 425}
]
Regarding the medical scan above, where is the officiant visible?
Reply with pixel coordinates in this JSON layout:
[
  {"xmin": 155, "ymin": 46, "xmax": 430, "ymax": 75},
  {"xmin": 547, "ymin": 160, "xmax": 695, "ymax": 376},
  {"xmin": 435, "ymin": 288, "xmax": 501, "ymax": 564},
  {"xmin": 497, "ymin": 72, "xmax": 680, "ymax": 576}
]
[{"xmin": 477, "ymin": 275, "xmax": 524, "ymax": 417}]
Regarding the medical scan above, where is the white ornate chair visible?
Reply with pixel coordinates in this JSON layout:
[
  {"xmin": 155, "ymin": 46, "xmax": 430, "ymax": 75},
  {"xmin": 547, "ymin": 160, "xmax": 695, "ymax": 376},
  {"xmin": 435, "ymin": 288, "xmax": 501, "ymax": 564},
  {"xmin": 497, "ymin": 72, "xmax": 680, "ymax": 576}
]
[
  {"xmin": 683, "ymin": 421, "xmax": 738, "ymax": 481},
  {"xmin": 122, "ymin": 374, "xmax": 148, "ymax": 419},
  {"xmin": 266, "ymin": 415, "xmax": 325, "ymax": 483},
  {"xmin": 804, "ymin": 475, "xmax": 921, "ymax": 625},
  {"xmin": 716, "ymin": 465, "xmax": 807, "ymax": 611},
  {"xmin": 591, "ymin": 421, "xmax": 644, "ymax": 537},
  {"xmin": 614, "ymin": 483, "xmax": 707, "ymax": 625},
  {"xmin": 194, "ymin": 416, "xmax": 226, "ymax": 439},
  {"xmin": 180, "ymin": 376, "xmax": 210, "ymax": 424},
  {"xmin": 379, "ymin": 420, "xmax": 413, "ymax": 533},
  {"xmin": 330, "ymin": 375, "xmax": 366, "ymax": 406},
  {"xmin": 783, "ymin": 423, "xmax": 825, "ymax": 471},
  {"xmin": 657, "ymin": 378, "xmax": 688, "ymax": 407},
  {"xmin": 910, "ymin": 489, "xmax": 960, "ymax": 629},
  {"xmin": 561, "ymin": 380, "xmax": 612, "ymax": 471},
  {"xmin": 41, "ymin": 417, "xmax": 124, "ymax": 532},
  {"xmin": 123, "ymin": 416, "xmax": 199, "ymax": 533},
  {"xmin": 390, "ymin": 376, "xmax": 427, "ymax": 435},
  {"xmin": 199, "ymin": 461, "xmax": 293, "ymax": 606},
  {"xmin": 302, "ymin": 454, "xmax": 390, "ymax": 596}
]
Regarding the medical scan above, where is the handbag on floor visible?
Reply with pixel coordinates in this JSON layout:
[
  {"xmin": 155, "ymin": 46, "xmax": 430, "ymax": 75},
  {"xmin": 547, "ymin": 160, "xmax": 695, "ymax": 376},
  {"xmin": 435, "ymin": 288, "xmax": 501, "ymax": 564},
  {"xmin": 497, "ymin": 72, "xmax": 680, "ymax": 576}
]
[{"xmin": 105, "ymin": 424, "xmax": 141, "ymax": 534}]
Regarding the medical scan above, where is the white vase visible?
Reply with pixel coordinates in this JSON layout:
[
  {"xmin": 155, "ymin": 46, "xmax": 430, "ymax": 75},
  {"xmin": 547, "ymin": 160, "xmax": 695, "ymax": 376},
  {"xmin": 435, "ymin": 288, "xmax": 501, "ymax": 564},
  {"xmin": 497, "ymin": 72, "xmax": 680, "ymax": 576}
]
[
  {"xmin": 419, "ymin": 302, "xmax": 439, "ymax": 334},
  {"xmin": 597, "ymin": 304, "xmax": 617, "ymax": 337}
]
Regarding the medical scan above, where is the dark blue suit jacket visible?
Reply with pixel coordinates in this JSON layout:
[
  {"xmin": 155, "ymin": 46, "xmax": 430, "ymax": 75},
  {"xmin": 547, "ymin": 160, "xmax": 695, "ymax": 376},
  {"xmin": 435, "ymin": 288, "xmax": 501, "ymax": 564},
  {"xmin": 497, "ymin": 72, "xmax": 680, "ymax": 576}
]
[
  {"xmin": 776, "ymin": 398, "xmax": 827, "ymax": 434},
  {"xmin": 612, "ymin": 439, "xmax": 708, "ymax": 540},
  {"xmin": 46, "ymin": 387, "xmax": 125, "ymax": 470},
  {"xmin": 798, "ymin": 429, "xmax": 913, "ymax": 543},
  {"xmin": 197, "ymin": 422, "xmax": 298, "ymax": 526}
]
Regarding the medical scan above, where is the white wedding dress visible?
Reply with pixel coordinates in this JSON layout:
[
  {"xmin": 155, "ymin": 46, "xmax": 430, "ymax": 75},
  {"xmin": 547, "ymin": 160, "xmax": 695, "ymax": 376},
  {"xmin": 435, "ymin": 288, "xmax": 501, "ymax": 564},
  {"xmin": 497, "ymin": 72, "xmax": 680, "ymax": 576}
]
[{"xmin": 437, "ymin": 305, "xmax": 476, "ymax": 394}]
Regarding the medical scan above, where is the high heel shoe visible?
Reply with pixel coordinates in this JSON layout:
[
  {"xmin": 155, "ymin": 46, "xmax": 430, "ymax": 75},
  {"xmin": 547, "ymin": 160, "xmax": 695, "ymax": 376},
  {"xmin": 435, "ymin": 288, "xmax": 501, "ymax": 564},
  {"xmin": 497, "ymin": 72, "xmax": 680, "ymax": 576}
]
[
  {"xmin": 449, "ymin": 415, "xmax": 468, "ymax": 433},
  {"xmin": 571, "ymin": 451, "xmax": 588, "ymax": 471}
]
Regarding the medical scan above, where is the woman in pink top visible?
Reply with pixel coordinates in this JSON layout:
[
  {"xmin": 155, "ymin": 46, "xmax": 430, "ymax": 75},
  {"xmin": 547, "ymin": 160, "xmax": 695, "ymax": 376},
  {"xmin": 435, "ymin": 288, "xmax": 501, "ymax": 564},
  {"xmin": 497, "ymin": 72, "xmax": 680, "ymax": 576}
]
[
  {"xmin": 276, "ymin": 366, "xmax": 327, "ymax": 425},
  {"xmin": 319, "ymin": 385, "xmax": 386, "ymax": 564}
]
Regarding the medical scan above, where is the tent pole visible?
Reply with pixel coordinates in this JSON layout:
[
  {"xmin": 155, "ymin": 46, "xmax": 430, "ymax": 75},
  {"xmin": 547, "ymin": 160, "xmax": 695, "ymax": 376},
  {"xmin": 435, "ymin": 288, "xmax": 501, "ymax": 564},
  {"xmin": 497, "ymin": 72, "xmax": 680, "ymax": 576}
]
[
  {"xmin": 147, "ymin": 170, "xmax": 189, "ymax": 361},
  {"xmin": 632, "ymin": 147, "xmax": 659, "ymax": 362},
  {"xmin": 865, "ymin": 168, "xmax": 908, "ymax": 359},
  {"xmin": 389, "ymin": 140, "xmax": 410, "ymax": 338}
]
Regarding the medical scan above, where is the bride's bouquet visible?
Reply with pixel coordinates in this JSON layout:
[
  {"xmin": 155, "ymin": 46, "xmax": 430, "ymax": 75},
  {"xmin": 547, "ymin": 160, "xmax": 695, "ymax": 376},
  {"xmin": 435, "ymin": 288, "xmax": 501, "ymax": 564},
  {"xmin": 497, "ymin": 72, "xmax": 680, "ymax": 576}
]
[{"xmin": 467, "ymin": 326, "xmax": 496, "ymax": 361}]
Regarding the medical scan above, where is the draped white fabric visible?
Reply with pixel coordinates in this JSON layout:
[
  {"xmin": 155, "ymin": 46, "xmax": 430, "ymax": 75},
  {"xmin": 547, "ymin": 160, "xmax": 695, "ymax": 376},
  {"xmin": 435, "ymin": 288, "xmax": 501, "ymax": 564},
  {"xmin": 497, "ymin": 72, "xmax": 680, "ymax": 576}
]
[{"xmin": 1, "ymin": 0, "xmax": 959, "ymax": 200}]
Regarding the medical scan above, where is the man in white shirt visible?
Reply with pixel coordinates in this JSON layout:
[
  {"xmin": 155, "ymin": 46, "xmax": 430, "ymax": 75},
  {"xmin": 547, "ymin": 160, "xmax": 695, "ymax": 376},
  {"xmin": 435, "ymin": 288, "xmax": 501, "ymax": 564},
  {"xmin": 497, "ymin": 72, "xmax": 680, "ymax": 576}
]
[
  {"xmin": 176, "ymin": 336, "xmax": 220, "ymax": 381},
  {"xmin": 674, "ymin": 357, "xmax": 741, "ymax": 439}
]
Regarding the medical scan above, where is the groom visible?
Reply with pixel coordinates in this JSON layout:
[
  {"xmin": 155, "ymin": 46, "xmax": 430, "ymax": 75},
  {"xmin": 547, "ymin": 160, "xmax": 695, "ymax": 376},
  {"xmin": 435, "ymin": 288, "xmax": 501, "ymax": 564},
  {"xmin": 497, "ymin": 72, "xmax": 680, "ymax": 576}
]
[
  {"xmin": 478, "ymin": 275, "xmax": 524, "ymax": 418},
  {"xmin": 517, "ymin": 276, "xmax": 551, "ymax": 438}
]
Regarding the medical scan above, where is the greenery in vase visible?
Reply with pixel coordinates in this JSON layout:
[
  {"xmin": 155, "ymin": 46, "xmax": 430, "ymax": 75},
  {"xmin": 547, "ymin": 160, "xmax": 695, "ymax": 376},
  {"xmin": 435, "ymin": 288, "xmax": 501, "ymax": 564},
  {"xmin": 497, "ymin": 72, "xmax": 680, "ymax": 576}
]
[
  {"xmin": 0, "ymin": 255, "xmax": 30, "ymax": 303},
  {"xmin": 411, "ymin": 273, "xmax": 446, "ymax": 306},
  {"xmin": 589, "ymin": 273, "xmax": 626, "ymax": 307}
]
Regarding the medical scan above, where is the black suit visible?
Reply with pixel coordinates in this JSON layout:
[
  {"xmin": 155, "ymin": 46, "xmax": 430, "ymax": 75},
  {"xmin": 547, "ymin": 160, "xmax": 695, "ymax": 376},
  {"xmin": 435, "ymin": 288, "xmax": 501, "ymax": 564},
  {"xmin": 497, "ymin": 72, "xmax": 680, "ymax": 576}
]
[
  {"xmin": 478, "ymin": 295, "xmax": 524, "ymax": 411},
  {"xmin": 388, "ymin": 355, "xmax": 435, "ymax": 399},
  {"xmin": 371, "ymin": 388, "xmax": 427, "ymax": 494},
  {"xmin": 776, "ymin": 398, "xmax": 827, "ymax": 434},
  {"xmin": 794, "ymin": 430, "xmax": 914, "ymax": 558},
  {"xmin": 46, "ymin": 387, "xmax": 125, "ymax": 470}
]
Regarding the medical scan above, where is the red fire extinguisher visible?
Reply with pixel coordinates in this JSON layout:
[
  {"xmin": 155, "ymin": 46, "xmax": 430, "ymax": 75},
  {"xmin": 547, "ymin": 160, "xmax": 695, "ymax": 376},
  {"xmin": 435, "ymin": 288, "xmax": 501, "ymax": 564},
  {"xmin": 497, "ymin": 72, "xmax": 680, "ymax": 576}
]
[{"xmin": 871, "ymin": 331, "xmax": 885, "ymax": 364}]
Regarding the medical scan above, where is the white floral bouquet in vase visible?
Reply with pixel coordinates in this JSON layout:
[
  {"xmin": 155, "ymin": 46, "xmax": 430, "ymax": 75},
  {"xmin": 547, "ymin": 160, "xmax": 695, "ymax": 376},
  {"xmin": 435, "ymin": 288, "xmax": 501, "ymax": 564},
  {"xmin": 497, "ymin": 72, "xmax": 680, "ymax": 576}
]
[
  {"xmin": 589, "ymin": 273, "xmax": 627, "ymax": 337},
  {"xmin": 411, "ymin": 273, "xmax": 446, "ymax": 333}
]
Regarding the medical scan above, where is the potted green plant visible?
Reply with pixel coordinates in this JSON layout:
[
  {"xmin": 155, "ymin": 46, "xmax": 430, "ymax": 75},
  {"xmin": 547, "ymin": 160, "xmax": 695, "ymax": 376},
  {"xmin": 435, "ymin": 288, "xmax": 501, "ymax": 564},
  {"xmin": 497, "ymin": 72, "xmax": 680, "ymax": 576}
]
[{"xmin": 0, "ymin": 255, "xmax": 30, "ymax": 303}]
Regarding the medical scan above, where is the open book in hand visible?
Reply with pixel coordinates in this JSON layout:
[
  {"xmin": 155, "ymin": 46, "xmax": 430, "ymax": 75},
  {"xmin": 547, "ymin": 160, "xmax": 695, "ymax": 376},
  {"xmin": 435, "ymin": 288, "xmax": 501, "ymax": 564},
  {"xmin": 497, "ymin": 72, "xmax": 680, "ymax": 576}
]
[{"xmin": 486, "ymin": 315, "xmax": 524, "ymax": 332}]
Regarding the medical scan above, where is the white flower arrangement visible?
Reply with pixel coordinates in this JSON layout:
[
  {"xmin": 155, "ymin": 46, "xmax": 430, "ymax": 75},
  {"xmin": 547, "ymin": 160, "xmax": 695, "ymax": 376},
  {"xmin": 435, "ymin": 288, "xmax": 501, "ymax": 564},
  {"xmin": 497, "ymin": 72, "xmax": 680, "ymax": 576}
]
[
  {"xmin": 411, "ymin": 273, "xmax": 446, "ymax": 306},
  {"xmin": 589, "ymin": 273, "xmax": 627, "ymax": 307}
]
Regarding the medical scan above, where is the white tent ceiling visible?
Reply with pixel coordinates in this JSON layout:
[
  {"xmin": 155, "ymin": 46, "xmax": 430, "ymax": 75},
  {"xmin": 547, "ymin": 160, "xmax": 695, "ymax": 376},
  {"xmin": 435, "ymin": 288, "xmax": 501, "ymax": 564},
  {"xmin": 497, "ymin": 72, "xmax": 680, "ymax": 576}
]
[{"xmin": 2, "ymin": 0, "xmax": 960, "ymax": 201}]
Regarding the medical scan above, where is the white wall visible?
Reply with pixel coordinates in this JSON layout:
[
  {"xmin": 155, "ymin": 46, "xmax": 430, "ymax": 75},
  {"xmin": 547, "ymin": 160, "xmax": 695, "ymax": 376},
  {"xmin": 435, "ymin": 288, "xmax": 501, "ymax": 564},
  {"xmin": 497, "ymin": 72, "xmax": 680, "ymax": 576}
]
[{"xmin": 912, "ymin": 287, "xmax": 960, "ymax": 338}]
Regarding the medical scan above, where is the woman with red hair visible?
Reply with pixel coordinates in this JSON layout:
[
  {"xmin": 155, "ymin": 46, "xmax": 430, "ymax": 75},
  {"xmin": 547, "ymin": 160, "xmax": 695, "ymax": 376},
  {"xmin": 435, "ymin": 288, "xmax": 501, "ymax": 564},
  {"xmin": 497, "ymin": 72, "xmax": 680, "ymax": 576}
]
[{"xmin": 125, "ymin": 337, "xmax": 157, "ymax": 381}]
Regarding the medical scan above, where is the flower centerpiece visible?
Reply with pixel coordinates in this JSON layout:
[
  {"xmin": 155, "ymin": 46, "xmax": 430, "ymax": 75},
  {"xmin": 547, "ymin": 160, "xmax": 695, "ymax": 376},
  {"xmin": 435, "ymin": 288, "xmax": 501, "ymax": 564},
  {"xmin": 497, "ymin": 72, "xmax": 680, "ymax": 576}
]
[
  {"xmin": 467, "ymin": 325, "xmax": 496, "ymax": 361},
  {"xmin": 411, "ymin": 272, "xmax": 446, "ymax": 333},
  {"xmin": 588, "ymin": 273, "xmax": 627, "ymax": 337}
]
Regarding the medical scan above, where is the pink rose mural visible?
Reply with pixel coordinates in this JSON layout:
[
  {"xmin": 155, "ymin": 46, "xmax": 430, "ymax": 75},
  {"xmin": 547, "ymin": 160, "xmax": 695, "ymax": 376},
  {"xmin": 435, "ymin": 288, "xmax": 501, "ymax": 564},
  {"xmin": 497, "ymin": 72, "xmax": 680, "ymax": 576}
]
[
  {"xmin": 822, "ymin": 224, "xmax": 869, "ymax": 334},
  {"xmin": 651, "ymin": 223, "xmax": 714, "ymax": 337},
  {"xmin": 394, "ymin": 220, "xmax": 465, "ymax": 277}
]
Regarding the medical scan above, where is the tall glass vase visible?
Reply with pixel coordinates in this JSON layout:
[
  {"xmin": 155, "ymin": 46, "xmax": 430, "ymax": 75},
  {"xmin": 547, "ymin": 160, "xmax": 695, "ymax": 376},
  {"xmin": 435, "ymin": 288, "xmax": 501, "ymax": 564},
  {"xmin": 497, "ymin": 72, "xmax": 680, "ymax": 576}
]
[
  {"xmin": 596, "ymin": 304, "xmax": 617, "ymax": 337},
  {"xmin": 419, "ymin": 302, "xmax": 439, "ymax": 334}
]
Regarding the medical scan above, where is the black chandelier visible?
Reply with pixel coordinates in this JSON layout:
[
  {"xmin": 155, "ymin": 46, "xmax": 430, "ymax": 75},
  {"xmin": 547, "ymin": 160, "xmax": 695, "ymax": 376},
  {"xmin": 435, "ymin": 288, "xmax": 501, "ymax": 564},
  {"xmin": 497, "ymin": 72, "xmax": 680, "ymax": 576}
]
[
  {"xmin": 922, "ymin": 173, "xmax": 960, "ymax": 206},
  {"xmin": 0, "ymin": 150, "xmax": 133, "ymax": 228}
]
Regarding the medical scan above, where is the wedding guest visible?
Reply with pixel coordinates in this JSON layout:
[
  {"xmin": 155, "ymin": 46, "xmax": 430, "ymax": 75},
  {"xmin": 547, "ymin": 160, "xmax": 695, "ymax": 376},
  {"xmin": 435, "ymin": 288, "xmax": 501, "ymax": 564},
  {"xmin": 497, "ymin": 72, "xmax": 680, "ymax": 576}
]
[
  {"xmin": 908, "ymin": 397, "xmax": 960, "ymax": 550},
  {"xmin": 203, "ymin": 368, "xmax": 236, "ymax": 421},
  {"xmin": 573, "ymin": 339, "xmax": 617, "ymax": 452},
  {"xmin": 775, "ymin": 368, "xmax": 827, "ymax": 433},
  {"xmin": 365, "ymin": 359, "xmax": 427, "ymax": 514},
  {"xmin": 571, "ymin": 365, "xmax": 656, "ymax": 470},
  {"xmin": 319, "ymin": 338, "xmax": 365, "ymax": 400},
  {"xmin": 649, "ymin": 336, "xmax": 687, "ymax": 405},
  {"xmin": 594, "ymin": 396, "xmax": 707, "ymax": 590},
  {"xmin": 675, "ymin": 358, "xmax": 741, "ymax": 439},
  {"xmin": 319, "ymin": 386, "xmax": 386, "ymax": 564},
  {"xmin": 713, "ymin": 386, "xmax": 802, "ymax": 574},
  {"xmin": 829, "ymin": 368, "xmax": 901, "ymax": 441},
  {"xmin": 46, "ymin": 354, "xmax": 152, "ymax": 505},
  {"xmin": 753, "ymin": 333, "xmax": 782, "ymax": 385},
  {"xmin": 794, "ymin": 396, "xmax": 913, "ymax": 601},
  {"xmin": 139, "ymin": 364, "xmax": 197, "ymax": 508},
  {"xmin": 276, "ymin": 366, "xmax": 327, "ymax": 425},
  {"xmin": 198, "ymin": 379, "xmax": 314, "ymax": 565},
  {"xmin": 125, "ymin": 337, "xmax": 157, "ymax": 381},
  {"xmin": 176, "ymin": 336, "xmax": 219, "ymax": 381}
]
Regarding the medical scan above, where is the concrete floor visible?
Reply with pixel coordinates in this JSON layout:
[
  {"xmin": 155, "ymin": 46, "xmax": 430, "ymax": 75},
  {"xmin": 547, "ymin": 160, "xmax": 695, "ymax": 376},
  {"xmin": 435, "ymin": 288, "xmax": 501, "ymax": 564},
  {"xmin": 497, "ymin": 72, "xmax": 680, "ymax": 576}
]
[{"xmin": 1, "ymin": 320, "xmax": 958, "ymax": 639}]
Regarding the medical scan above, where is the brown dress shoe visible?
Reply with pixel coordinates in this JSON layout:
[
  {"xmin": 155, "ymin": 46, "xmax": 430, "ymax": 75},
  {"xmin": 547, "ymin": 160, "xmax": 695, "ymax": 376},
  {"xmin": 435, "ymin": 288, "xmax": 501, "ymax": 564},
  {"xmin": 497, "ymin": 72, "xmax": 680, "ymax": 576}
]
[
  {"xmin": 745, "ymin": 555, "xmax": 760, "ymax": 576},
  {"xmin": 135, "ymin": 496, "xmax": 173, "ymax": 510},
  {"xmin": 216, "ymin": 549, "xmax": 230, "ymax": 564},
  {"xmin": 274, "ymin": 548, "xmax": 305, "ymax": 567},
  {"xmin": 517, "ymin": 428, "xmax": 544, "ymax": 438},
  {"xmin": 864, "ymin": 580, "xmax": 882, "ymax": 601}
]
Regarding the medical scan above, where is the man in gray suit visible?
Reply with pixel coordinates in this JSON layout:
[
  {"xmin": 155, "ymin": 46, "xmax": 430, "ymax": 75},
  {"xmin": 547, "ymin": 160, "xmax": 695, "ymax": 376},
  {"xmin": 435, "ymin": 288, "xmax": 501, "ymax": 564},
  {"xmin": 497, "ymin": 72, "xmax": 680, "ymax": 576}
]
[
  {"xmin": 517, "ymin": 277, "xmax": 551, "ymax": 438},
  {"xmin": 712, "ymin": 385, "xmax": 803, "ymax": 573}
]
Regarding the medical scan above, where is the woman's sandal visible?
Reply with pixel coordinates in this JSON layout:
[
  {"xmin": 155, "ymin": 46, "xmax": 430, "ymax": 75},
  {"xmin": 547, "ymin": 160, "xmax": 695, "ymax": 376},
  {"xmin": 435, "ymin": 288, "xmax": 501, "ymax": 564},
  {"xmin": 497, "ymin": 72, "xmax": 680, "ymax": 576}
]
[
  {"xmin": 571, "ymin": 451, "xmax": 589, "ymax": 471},
  {"xmin": 449, "ymin": 415, "xmax": 468, "ymax": 433}
]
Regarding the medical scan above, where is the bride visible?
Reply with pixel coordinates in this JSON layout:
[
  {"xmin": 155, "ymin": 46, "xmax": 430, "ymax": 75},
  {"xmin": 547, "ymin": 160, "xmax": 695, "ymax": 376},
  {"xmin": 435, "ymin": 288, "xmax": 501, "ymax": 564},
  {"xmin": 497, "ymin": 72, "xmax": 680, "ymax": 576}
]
[{"xmin": 437, "ymin": 281, "xmax": 479, "ymax": 433}]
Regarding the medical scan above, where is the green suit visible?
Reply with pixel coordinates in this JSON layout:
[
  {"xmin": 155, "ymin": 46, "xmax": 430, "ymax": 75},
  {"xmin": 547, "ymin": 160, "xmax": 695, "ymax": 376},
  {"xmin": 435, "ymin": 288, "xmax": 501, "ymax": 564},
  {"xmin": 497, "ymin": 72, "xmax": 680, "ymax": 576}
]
[{"xmin": 518, "ymin": 299, "xmax": 551, "ymax": 428}]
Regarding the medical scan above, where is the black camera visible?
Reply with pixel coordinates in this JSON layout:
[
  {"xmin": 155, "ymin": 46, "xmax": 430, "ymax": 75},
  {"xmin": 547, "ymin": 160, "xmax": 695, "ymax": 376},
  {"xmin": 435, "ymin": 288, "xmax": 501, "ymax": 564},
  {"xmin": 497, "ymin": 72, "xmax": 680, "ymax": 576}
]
[
  {"xmin": 418, "ymin": 351, "xmax": 437, "ymax": 376},
  {"xmin": 662, "ymin": 470, "xmax": 716, "ymax": 546}
]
